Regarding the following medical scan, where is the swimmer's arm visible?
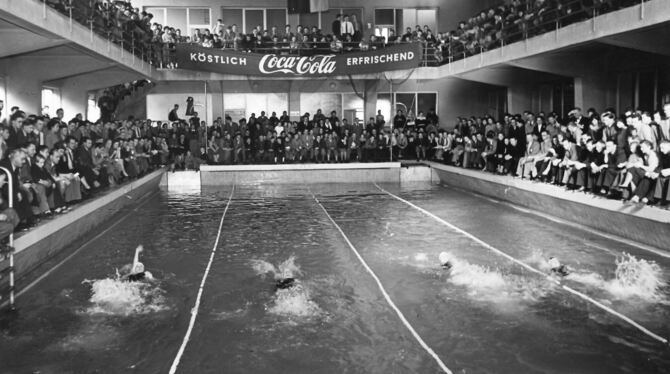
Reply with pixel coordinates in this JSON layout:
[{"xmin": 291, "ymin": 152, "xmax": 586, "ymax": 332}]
[{"xmin": 132, "ymin": 245, "xmax": 143, "ymax": 269}]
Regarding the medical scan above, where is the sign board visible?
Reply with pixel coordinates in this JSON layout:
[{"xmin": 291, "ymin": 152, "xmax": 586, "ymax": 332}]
[{"xmin": 175, "ymin": 43, "xmax": 422, "ymax": 77}]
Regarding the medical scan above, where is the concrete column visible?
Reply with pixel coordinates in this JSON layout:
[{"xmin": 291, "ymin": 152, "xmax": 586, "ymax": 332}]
[{"xmin": 363, "ymin": 79, "xmax": 379, "ymax": 122}]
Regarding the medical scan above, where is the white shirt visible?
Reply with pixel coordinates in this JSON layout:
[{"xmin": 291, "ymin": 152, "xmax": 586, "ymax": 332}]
[{"xmin": 341, "ymin": 21, "xmax": 354, "ymax": 35}]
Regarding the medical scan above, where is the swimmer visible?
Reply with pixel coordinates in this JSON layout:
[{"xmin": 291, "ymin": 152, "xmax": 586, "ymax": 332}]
[
  {"xmin": 548, "ymin": 256, "xmax": 570, "ymax": 277},
  {"xmin": 439, "ymin": 252, "xmax": 453, "ymax": 270},
  {"xmin": 275, "ymin": 277, "xmax": 296, "ymax": 291},
  {"xmin": 119, "ymin": 245, "xmax": 153, "ymax": 282}
]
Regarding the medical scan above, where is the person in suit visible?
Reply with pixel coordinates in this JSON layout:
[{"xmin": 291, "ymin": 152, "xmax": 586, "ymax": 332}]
[
  {"xmin": 19, "ymin": 143, "xmax": 50, "ymax": 216},
  {"xmin": 332, "ymin": 14, "xmax": 342, "ymax": 38},
  {"xmin": 516, "ymin": 133, "xmax": 542, "ymax": 179},
  {"xmin": 557, "ymin": 138, "xmax": 579, "ymax": 186},
  {"xmin": 629, "ymin": 141, "xmax": 660, "ymax": 203},
  {"xmin": 32, "ymin": 153, "xmax": 66, "ymax": 214},
  {"xmin": 651, "ymin": 140, "xmax": 670, "ymax": 204},
  {"xmin": 0, "ymin": 149, "xmax": 35, "ymax": 227},
  {"xmin": 75, "ymin": 137, "xmax": 106, "ymax": 189},
  {"xmin": 0, "ymin": 175, "xmax": 19, "ymax": 243},
  {"xmin": 6, "ymin": 111, "xmax": 25, "ymax": 152},
  {"xmin": 46, "ymin": 147, "xmax": 81, "ymax": 204}
]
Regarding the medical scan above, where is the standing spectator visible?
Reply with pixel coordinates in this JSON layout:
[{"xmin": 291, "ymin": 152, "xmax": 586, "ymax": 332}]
[
  {"xmin": 341, "ymin": 15, "xmax": 354, "ymax": 39},
  {"xmin": 332, "ymin": 14, "xmax": 341, "ymax": 38},
  {"xmin": 168, "ymin": 104, "xmax": 180, "ymax": 122}
]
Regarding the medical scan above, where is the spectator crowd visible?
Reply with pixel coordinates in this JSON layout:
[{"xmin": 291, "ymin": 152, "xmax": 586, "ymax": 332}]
[
  {"xmin": 431, "ymin": 106, "xmax": 670, "ymax": 208},
  {"xmin": 43, "ymin": 0, "xmax": 648, "ymax": 68},
  {"xmin": 0, "ymin": 105, "xmax": 168, "ymax": 241},
  {"xmin": 432, "ymin": 0, "xmax": 646, "ymax": 62},
  {"xmin": 175, "ymin": 107, "xmax": 439, "ymax": 170}
]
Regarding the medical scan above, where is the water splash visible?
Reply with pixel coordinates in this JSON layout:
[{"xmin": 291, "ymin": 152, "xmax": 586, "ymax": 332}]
[
  {"xmin": 266, "ymin": 282, "xmax": 322, "ymax": 318},
  {"xmin": 440, "ymin": 252, "xmax": 551, "ymax": 306},
  {"xmin": 250, "ymin": 255, "xmax": 303, "ymax": 280},
  {"xmin": 527, "ymin": 249, "xmax": 667, "ymax": 302},
  {"xmin": 83, "ymin": 277, "xmax": 166, "ymax": 316},
  {"xmin": 414, "ymin": 253, "xmax": 428, "ymax": 262},
  {"xmin": 606, "ymin": 253, "xmax": 664, "ymax": 301},
  {"xmin": 524, "ymin": 249, "xmax": 553, "ymax": 272},
  {"xmin": 251, "ymin": 257, "xmax": 321, "ymax": 318}
]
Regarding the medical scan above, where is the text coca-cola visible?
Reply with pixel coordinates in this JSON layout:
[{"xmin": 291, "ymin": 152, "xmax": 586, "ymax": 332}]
[{"xmin": 259, "ymin": 55, "xmax": 337, "ymax": 75}]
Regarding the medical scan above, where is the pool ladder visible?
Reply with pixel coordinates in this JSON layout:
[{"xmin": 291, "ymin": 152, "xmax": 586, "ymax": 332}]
[{"xmin": 0, "ymin": 166, "xmax": 16, "ymax": 311}]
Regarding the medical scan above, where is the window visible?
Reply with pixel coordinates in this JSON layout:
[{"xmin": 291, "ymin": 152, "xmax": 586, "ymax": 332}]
[
  {"xmin": 376, "ymin": 92, "xmax": 437, "ymax": 120},
  {"xmin": 223, "ymin": 93, "xmax": 288, "ymax": 120},
  {"xmin": 302, "ymin": 8, "xmax": 362, "ymax": 32},
  {"xmin": 87, "ymin": 92, "xmax": 100, "ymax": 122},
  {"xmin": 343, "ymin": 93, "xmax": 364, "ymax": 124},
  {"xmin": 374, "ymin": 8, "xmax": 437, "ymax": 39},
  {"xmin": 145, "ymin": 7, "xmax": 166, "ymax": 25},
  {"xmin": 221, "ymin": 8, "xmax": 288, "ymax": 34},
  {"xmin": 41, "ymin": 87, "xmax": 61, "ymax": 118},
  {"xmin": 143, "ymin": 7, "xmax": 211, "ymax": 35},
  {"xmin": 300, "ymin": 93, "xmax": 342, "ymax": 118}
]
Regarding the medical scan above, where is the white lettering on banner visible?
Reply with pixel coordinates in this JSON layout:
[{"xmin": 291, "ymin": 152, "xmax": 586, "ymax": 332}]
[
  {"xmin": 259, "ymin": 55, "xmax": 337, "ymax": 75},
  {"xmin": 189, "ymin": 52, "xmax": 247, "ymax": 66},
  {"xmin": 344, "ymin": 52, "xmax": 415, "ymax": 66}
]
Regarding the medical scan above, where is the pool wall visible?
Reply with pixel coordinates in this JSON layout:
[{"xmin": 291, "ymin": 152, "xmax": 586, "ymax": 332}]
[
  {"xmin": 200, "ymin": 163, "xmax": 403, "ymax": 185},
  {"xmin": 0, "ymin": 169, "xmax": 164, "ymax": 303},
  {"xmin": 428, "ymin": 162, "xmax": 670, "ymax": 251}
]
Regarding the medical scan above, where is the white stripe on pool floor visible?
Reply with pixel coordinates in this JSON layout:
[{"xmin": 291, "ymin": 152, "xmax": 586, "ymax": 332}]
[
  {"xmin": 169, "ymin": 186, "xmax": 235, "ymax": 374},
  {"xmin": 374, "ymin": 183, "xmax": 669, "ymax": 346},
  {"xmin": 312, "ymin": 193, "xmax": 454, "ymax": 374}
]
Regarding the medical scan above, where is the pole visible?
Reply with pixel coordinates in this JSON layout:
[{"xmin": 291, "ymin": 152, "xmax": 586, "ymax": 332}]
[
  {"xmin": 204, "ymin": 81, "xmax": 208, "ymax": 146},
  {"xmin": 0, "ymin": 166, "xmax": 15, "ymax": 310}
]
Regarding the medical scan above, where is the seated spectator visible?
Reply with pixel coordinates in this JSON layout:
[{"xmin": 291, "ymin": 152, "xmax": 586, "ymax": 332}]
[
  {"xmin": 0, "ymin": 149, "xmax": 36, "ymax": 228},
  {"xmin": 516, "ymin": 134, "xmax": 541, "ymax": 179}
]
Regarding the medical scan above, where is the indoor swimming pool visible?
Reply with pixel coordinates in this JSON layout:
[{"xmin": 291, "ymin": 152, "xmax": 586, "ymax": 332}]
[{"xmin": 0, "ymin": 182, "xmax": 669, "ymax": 374}]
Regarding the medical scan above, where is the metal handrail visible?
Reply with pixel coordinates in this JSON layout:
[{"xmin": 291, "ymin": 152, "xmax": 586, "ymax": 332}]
[
  {"xmin": 0, "ymin": 166, "xmax": 15, "ymax": 311},
  {"xmin": 435, "ymin": 0, "xmax": 650, "ymax": 66},
  {"xmin": 40, "ymin": 0, "xmax": 649, "ymax": 68}
]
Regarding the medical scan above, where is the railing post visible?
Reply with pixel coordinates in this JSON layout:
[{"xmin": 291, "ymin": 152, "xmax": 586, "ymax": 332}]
[
  {"xmin": 640, "ymin": 0, "xmax": 645, "ymax": 20},
  {"xmin": 479, "ymin": 46, "xmax": 483, "ymax": 67},
  {"xmin": 69, "ymin": 1, "xmax": 73, "ymax": 33},
  {"xmin": 43, "ymin": 0, "xmax": 47, "ymax": 19},
  {"xmin": 592, "ymin": 8, "xmax": 597, "ymax": 32},
  {"xmin": 0, "ymin": 166, "xmax": 16, "ymax": 311}
]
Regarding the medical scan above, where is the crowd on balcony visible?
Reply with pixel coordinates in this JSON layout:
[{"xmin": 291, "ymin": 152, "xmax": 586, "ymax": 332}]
[
  {"xmin": 0, "ymin": 105, "xmax": 166, "ymax": 240},
  {"xmin": 433, "ymin": 0, "xmax": 647, "ymax": 63},
  {"xmin": 43, "ymin": 0, "xmax": 649, "ymax": 68},
  {"xmin": 436, "ymin": 106, "xmax": 670, "ymax": 207},
  {"xmin": 43, "ymin": 0, "xmax": 439, "ymax": 68}
]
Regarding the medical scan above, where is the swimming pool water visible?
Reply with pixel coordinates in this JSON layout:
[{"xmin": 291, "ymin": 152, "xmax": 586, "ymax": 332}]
[{"xmin": 0, "ymin": 182, "xmax": 669, "ymax": 374}]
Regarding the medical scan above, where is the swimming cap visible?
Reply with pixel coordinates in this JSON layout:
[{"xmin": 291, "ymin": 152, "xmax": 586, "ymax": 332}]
[
  {"xmin": 438, "ymin": 252, "xmax": 450, "ymax": 266},
  {"xmin": 133, "ymin": 262, "xmax": 145, "ymax": 274}
]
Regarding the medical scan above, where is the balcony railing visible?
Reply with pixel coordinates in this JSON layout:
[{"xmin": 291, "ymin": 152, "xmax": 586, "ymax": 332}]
[{"xmin": 40, "ymin": 0, "xmax": 650, "ymax": 71}]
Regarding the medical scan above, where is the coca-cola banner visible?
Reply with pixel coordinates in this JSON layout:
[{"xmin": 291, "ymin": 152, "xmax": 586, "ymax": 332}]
[{"xmin": 174, "ymin": 43, "xmax": 422, "ymax": 77}]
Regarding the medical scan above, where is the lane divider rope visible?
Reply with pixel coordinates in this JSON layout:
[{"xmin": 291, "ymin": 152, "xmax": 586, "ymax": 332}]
[
  {"xmin": 312, "ymin": 192, "xmax": 453, "ymax": 374},
  {"xmin": 169, "ymin": 186, "xmax": 235, "ymax": 374},
  {"xmin": 373, "ymin": 183, "xmax": 668, "ymax": 346}
]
